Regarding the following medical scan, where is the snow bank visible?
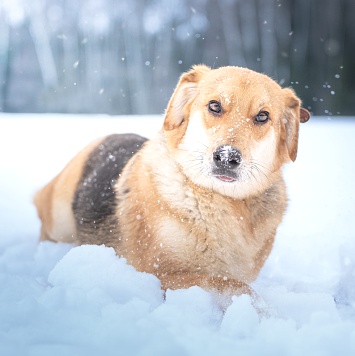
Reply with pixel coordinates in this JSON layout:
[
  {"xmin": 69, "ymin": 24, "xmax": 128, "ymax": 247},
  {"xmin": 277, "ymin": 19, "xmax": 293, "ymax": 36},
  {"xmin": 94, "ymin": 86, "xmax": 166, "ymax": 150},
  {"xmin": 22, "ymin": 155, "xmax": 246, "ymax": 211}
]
[{"xmin": 1, "ymin": 115, "xmax": 355, "ymax": 355}]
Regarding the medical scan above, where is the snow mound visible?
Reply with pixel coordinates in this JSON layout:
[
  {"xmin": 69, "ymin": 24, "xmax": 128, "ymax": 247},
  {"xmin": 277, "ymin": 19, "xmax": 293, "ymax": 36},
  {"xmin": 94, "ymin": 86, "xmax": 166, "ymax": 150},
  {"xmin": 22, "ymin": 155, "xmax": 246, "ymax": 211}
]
[
  {"xmin": 47, "ymin": 245, "xmax": 163, "ymax": 308},
  {"xmin": 1, "ymin": 115, "xmax": 355, "ymax": 355}
]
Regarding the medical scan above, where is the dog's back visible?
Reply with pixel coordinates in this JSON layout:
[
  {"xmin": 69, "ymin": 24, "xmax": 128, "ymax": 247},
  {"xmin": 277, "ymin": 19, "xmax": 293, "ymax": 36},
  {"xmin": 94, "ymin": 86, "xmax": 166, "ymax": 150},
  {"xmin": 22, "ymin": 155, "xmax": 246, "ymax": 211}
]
[{"xmin": 34, "ymin": 133, "xmax": 147, "ymax": 245}]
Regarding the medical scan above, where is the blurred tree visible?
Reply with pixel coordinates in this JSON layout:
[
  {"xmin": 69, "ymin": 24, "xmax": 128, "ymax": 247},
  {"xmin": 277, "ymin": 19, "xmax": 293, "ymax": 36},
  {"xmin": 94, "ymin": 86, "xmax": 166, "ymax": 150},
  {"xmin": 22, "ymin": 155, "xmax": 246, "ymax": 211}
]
[
  {"xmin": 0, "ymin": 0, "xmax": 353, "ymax": 116},
  {"xmin": 0, "ymin": 8, "xmax": 10, "ymax": 111}
]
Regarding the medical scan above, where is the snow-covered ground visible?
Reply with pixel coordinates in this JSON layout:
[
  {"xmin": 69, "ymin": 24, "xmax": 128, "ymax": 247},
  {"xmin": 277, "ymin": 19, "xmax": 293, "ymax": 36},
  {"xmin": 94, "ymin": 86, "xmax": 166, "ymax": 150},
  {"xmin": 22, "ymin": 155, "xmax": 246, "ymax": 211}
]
[{"xmin": 1, "ymin": 114, "xmax": 355, "ymax": 355}]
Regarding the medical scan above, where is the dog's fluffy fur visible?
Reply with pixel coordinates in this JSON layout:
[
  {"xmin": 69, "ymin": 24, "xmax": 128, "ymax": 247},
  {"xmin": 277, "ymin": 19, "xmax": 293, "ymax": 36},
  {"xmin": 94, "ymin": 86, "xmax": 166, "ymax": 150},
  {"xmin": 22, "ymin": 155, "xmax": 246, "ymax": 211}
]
[{"xmin": 34, "ymin": 65, "xmax": 310, "ymax": 298}]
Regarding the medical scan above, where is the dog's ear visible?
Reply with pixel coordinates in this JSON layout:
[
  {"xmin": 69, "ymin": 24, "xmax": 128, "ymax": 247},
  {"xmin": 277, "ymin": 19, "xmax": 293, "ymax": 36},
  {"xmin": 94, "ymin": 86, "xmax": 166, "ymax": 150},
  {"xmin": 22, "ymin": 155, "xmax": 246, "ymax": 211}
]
[
  {"xmin": 282, "ymin": 88, "xmax": 310, "ymax": 161},
  {"xmin": 163, "ymin": 65, "xmax": 211, "ymax": 131},
  {"xmin": 300, "ymin": 107, "xmax": 311, "ymax": 123}
]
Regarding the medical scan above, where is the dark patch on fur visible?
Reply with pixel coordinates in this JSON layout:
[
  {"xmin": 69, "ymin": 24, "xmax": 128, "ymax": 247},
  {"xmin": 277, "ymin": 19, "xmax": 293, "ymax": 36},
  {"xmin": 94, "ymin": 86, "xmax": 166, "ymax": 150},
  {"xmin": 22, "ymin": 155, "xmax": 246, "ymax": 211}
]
[{"xmin": 73, "ymin": 134, "xmax": 147, "ymax": 241}]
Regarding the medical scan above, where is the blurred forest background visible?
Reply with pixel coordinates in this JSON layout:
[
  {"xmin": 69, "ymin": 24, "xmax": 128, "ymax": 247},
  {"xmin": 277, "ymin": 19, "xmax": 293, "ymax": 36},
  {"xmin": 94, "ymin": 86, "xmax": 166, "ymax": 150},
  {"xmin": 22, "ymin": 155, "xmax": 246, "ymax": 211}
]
[{"xmin": 0, "ymin": 0, "xmax": 354, "ymax": 116}]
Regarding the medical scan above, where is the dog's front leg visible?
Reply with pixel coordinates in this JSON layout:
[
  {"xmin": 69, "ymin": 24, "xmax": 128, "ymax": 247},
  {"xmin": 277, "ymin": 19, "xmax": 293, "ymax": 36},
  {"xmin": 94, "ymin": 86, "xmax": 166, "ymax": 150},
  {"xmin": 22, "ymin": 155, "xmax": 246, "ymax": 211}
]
[{"xmin": 159, "ymin": 273, "xmax": 251, "ymax": 295}]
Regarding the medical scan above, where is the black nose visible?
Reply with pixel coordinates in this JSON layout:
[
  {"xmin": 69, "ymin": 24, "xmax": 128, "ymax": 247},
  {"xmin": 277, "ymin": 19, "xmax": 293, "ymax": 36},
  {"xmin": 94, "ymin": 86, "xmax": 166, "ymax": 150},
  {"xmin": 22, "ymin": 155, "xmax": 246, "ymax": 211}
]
[{"xmin": 213, "ymin": 145, "xmax": 242, "ymax": 168}]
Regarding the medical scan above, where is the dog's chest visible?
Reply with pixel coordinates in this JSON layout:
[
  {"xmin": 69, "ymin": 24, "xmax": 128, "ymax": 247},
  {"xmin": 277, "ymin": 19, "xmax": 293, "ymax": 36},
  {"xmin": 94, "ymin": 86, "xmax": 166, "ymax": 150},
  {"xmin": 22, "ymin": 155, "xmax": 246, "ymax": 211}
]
[{"xmin": 158, "ymin": 190, "xmax": 264, "ymax": 280}]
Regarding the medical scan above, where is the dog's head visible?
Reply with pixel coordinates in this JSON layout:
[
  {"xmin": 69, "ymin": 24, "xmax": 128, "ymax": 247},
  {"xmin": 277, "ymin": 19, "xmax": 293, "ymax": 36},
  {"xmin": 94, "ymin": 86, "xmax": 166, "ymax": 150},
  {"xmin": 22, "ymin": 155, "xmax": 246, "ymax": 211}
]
[{"xmin": 163, "ymin": 65, "xmax": 310, "ymax": 199}]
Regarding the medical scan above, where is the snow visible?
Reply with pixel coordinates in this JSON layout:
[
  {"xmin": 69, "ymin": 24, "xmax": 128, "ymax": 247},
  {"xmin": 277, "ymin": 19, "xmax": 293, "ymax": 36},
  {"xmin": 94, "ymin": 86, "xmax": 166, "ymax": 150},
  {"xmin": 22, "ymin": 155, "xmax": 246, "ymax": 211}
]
[{"xmin": 1, "ymin": 114, "xmax": 355, "ymax": 355}]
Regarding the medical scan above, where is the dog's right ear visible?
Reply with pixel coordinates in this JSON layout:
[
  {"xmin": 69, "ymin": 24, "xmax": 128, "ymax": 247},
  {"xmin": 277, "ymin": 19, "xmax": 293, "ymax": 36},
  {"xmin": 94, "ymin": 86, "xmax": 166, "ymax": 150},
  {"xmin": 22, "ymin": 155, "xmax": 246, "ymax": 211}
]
[{"xmin": 163, "ymin": 65, "xmax": 211, "ymax": 131}]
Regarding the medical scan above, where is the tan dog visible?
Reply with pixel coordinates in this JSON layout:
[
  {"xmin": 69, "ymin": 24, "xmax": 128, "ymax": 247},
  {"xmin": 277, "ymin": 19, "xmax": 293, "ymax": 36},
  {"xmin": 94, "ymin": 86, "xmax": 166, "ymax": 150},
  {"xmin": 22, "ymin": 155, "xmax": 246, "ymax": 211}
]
[{"xmin": 34, "ymin": 65, "xmax": 310, "ymax": 299}]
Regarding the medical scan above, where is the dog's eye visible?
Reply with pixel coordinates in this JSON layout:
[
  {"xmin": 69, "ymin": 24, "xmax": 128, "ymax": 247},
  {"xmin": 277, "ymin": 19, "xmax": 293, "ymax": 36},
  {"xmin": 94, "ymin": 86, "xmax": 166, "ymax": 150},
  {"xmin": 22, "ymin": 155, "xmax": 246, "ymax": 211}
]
[
  {"xmin": 254, "ymin": 111, "xmax": 270, "ymax": 124},
  {"xmin": 208, "ymin": 100, "xmax": 222, "ymax": 115}
]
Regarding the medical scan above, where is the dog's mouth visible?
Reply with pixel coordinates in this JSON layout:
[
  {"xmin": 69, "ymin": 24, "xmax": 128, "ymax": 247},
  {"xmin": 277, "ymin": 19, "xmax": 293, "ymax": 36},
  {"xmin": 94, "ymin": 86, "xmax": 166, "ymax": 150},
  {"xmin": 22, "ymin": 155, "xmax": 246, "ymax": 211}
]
[
  {"xmin": 212, "ymin": 169, "xmax": 239, "ymax": 183},
  {"xmin": 215, "ymin": 175, "xmax": 236, "ymax": 183}
]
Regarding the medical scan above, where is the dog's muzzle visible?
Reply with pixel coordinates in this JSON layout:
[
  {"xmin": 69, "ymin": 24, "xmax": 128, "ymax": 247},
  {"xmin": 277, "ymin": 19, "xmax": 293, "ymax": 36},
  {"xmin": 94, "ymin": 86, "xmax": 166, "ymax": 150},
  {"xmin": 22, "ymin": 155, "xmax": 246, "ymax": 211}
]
[{"xmin": 212, "ymin": 145, "xmax": 242, "ymax": 182}]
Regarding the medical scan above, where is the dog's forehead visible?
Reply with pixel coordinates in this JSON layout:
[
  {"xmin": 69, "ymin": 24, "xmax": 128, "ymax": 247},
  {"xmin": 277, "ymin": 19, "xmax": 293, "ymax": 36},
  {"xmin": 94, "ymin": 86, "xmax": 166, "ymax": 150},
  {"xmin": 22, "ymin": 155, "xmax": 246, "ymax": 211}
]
[
  {"xmin": 205, "ymin": 66, "xmax": 277, "ymax": 87},
  {"xmin": 200, "ymin": 67, "xmax": 282, "ymax": 106}
]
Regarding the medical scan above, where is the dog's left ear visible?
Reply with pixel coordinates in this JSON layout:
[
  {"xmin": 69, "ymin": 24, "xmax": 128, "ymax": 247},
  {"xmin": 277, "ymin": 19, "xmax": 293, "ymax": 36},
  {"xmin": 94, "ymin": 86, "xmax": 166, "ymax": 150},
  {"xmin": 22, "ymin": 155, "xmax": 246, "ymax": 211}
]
[
  {"xmin": 283, "ymin": 88, "xmax": 311, "ymax": 161},
  {"xmin": 163, "ymin": 65, "xmax": 211, "ymax": 131}
]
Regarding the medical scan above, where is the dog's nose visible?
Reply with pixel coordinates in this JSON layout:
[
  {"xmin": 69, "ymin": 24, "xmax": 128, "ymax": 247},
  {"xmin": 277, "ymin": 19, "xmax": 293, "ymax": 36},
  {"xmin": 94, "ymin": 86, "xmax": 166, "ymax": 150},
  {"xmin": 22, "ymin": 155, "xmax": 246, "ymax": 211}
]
[{"xmin": 213, "ymin": 145, "xmax": 242, "ymax": 168}]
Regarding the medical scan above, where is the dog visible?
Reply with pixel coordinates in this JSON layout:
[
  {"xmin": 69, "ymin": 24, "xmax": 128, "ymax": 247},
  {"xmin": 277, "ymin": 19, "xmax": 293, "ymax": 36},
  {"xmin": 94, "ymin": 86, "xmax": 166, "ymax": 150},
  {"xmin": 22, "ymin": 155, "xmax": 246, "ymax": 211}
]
[{"xmin": 34, "ymin": 65, "xmax": 310, "ymax": 300}]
